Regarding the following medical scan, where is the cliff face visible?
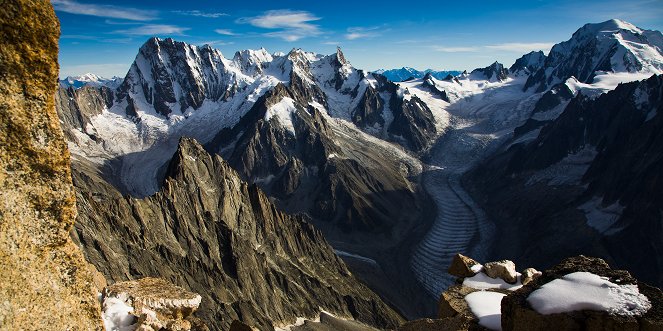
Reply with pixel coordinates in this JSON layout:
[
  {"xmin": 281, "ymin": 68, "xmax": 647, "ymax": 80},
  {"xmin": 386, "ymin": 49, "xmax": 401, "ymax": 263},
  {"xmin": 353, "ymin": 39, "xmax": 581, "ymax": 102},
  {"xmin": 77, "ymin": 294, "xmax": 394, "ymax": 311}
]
[
  {"xmin": 72, "ymin": 137, "xmax": 404, "ymax": 331},
  {"xmin": 0, "ymin": 1, "xmax": 101, "ymax": 329}
]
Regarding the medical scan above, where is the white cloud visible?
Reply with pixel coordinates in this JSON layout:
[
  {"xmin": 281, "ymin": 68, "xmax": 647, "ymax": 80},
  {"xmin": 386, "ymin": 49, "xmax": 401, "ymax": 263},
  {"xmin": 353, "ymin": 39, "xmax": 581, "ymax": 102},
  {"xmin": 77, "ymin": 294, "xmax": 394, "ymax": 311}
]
[
  {"xmin": 114, "ymin": 24, "xmax": 189, "ymax": 36},
  {"xmin": 173, "ymin": 10, "xmax": 228, "ymax": 18},
  {"xmin": 237, "ymin": 10, "xmax": 321, "ymax": 41},
  {"xmin": 345, "ymin": 27, "xmax": 381, "ymax": 40},
  {"xmin": 199, "ymin": 40, "xmax": 235, "ymax": 46},
  {"xmin": 214, "ymin": 29, "xmax": 236, "ymax": 36},
  {"xmin": 485, "ymin": 42, "xmax": 554, "ymax": 53},
  {"xmin": 321, "ymin": 41, "xmax": 341, "ymax": 45},
  {"xmin": 432, "ymin": 46, "xmax": 481, "ymax": 52},
  {"xmin": 51, "ymin": 0, "xmax": 156, "ymax": 21},
  {"xmin": 432, "ymin": 42, "xmax": 554, "ymax": 53}
]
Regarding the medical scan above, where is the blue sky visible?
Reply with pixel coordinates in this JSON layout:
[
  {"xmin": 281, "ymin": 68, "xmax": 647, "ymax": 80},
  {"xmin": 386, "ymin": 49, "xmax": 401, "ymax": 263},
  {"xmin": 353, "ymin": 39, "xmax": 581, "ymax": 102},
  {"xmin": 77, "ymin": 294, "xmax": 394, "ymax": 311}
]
[{"xmin": 53, "ymin": 0, "xmax": 663, "ymax": 78}]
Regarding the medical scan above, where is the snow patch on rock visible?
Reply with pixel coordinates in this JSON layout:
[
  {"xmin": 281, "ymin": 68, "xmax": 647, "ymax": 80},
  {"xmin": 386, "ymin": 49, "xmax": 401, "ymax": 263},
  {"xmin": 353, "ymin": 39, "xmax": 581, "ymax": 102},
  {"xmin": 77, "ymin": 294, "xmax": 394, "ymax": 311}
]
[
  {"xmin": 527, "ymin": 271, "xmax": 651, "ymax": 316},
  {"xmin": 465, "ymin": 291, "xmax": 506, "ymax": 330}
]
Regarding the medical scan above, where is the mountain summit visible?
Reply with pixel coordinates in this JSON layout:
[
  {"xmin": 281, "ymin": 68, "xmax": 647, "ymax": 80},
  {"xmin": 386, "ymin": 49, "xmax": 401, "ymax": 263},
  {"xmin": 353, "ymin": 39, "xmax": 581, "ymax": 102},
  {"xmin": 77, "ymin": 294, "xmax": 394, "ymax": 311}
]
[{"xmin": 525, "ymin": 19, "xmax": 663, "ymax": 91}]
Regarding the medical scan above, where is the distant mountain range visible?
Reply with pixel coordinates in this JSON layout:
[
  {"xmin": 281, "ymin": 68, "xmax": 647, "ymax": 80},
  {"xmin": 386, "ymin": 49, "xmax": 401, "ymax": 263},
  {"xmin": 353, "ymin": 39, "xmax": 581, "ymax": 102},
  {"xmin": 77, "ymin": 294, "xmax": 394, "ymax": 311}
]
[
  {"xmin": 373, "ymin": 67, "xmax": 462, "ymax": 82},
  {"xmin": 59, "ymin": 72, "xmax": 123, "ymax": 89}
]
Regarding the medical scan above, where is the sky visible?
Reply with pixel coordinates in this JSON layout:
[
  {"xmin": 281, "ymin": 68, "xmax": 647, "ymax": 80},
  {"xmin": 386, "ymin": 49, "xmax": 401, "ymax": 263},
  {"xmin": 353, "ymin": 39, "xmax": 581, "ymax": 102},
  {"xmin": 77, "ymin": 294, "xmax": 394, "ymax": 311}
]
[{"xmin": 53, "ymin": 0, "xmax": 663, "ymax": 78}]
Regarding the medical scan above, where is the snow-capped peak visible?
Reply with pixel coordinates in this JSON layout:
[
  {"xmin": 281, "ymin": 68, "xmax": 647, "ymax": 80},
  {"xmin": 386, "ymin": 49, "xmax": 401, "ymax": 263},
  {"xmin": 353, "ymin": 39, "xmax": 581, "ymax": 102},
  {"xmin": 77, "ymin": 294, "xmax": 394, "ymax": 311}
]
[
  {"xmin": 60, "ymin": 73, "xmax": 122, "ymax": 89},
  {"xmin": 524, "ymin": 19, "xmax": 663, "ymax": 92}
]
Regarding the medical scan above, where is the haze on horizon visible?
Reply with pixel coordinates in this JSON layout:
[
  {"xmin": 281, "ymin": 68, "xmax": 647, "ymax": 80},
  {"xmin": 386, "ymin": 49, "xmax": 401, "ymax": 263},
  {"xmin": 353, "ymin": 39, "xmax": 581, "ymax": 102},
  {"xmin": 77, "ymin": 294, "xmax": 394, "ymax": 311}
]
[{"xmin": 53, "ymin": 0, "xmax": 663, "ymax": 78}]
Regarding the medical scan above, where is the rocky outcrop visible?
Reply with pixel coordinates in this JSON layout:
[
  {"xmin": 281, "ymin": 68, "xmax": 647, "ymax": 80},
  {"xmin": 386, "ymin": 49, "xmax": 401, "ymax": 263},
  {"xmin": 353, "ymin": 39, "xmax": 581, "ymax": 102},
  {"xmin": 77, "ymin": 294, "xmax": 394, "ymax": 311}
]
[
  {"xmin": 421, "ymin": 73, "xmax": 450, "ymax": 102},
  {"xmin": 102, "ymin": 277, "xmax": 205, "ymax": 331},
  {"xmin": 471, "ymin": 62, "xmax": 508, "ymax": 81},
  {"xmin": 388, "ymin": 95, "xmax": 437, "ymax": 152},
  {"xmin": 55, "ymin": 85, "xmax": 113, "ymax": 141},
  {"xmin": 466, "ymin": 74, "xmax": 663, "ymax": 287},
  {"xmin": 0, "ymin": 1, "xmax": 101, "ymax": 329},
  {"xmin": 501, "ymin": 256, "xmax": 663, "ymax": 330},
  {"xmin": 72, "ymin": 137, "xmax": 404, "ymax": 330},
  {"xmin": 509, "ymin": 51, "xmax": 546, "ymax": 74}
]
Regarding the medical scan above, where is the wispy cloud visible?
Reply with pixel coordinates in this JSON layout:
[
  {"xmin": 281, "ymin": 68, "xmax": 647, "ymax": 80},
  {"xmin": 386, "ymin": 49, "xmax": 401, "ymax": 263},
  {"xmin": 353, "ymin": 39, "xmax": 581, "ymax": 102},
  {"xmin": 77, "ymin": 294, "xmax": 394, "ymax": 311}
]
[
  {"xmin": 485, "ymin": 42, "xmax": 554, "ymax": 53},
  {"xmin": 321, "ymin": 41, "xmax": 341, "ymax": 45},
  {"xmin": 51, "ymin": 0, "xmax": 156, "ymax": 21},
  {"xmin": 114, "ymin": 24, "xmax": 189, "ymax": 36},
  {"xmin": 345, "ymin": 26, "xmax": 381, "ymax": 40},
  {"xmin": 432, "ymin": 46, "xmax": 481, "ymax": 52},
  {"xmin": 214, "ymin": 29, "xmax": 237, "ymax": 36},
  {"xmin": 199, "ymin": 40, "xmax": 235, "ymax": 46},
  {"xmin": 433, "ymin": 42, "xmax": 553, "ymax": 53},
  {"xmin": 173, "ymin": 10, "xmax": 228, "ymax": 18},
  {"xmin": 237, "ymin": 10, "xmax": 321, "ymax": 41}
]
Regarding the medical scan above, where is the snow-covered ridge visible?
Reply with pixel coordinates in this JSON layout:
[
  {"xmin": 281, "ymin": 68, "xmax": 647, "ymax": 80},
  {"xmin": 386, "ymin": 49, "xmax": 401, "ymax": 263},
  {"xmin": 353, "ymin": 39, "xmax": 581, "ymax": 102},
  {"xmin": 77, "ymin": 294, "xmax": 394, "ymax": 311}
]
[
  {"xmin": 59, "ymin": 73, "xmax": 123, "ymax": 89},
  {"xmin": 526, "ymin": 19, "xmax": 663, "ymax": 92}
]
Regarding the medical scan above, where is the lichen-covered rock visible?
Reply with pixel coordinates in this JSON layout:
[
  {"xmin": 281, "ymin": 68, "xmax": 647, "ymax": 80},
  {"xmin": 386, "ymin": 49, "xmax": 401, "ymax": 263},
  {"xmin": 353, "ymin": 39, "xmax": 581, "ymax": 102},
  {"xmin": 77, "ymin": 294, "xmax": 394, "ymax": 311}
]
[
  {"xmin": 484, "ymin": 260, "xmax": 518, "ymax": 284},
  {"xmin": 102, "ymin": 278, "xmax": 204, "ymax": 331},
  {"xmin": 448, "ymin": 254, "xmax": 481, "ymax": 278},
  {"xmin": 0, "ymin": 1, "xmax": 101, "ymax": 329},
  {"xmin": 502, "ymin": 256, "xmax": 663, "ymax": 330},
  {"xmin": 520, "ymin": 268, "xmax": 542, "ymax": 286}
]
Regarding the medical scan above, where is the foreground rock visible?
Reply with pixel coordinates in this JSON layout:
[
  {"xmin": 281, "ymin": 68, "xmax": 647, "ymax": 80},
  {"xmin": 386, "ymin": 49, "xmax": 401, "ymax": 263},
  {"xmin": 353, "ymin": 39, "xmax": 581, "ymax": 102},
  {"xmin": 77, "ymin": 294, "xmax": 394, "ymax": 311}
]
[
  {"xmin": 72, "ymin": 137, "xmax": 404, "ymax": 330},
  {"xmin": 448, "ymin": 254, "xmax": 481, "ymax": 278},
  {"xmin": 502, "ymin": 256, "xmax": 663, "ymax": 330},
  {"xmin": 0, "ymin": 1, "xmax": 101, "ymax": 329},
  {"xmin": 484, "ymin": 260, "xmax": 518, "ymax": 284},
  {"xmin": 102, "ymin": 278, "xmax": 205, "ymax": 331}
]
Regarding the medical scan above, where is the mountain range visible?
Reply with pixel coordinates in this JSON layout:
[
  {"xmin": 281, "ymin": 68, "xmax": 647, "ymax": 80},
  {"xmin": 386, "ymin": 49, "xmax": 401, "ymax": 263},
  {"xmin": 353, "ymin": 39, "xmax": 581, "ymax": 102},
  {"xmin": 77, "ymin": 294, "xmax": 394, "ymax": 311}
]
[
  {"xmin": 53, "ymin": 18, "xmax": 663, "ymax": 330},
  {"xmin": 374, "ymin": 67, "xmax": 463, "ymax": 82}
]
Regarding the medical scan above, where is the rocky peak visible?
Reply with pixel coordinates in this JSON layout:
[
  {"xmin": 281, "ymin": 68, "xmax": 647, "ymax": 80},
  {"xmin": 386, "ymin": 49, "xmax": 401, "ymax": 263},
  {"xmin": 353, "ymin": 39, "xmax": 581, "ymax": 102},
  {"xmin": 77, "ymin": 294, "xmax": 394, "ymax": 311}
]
[
  {"xmin": 118, "ymin": 37, "xmax": 252, "ymax": 117},
  {"xmin": 510, "ymin": 50, "xmax": 546, "ymax": 74},
  {"xmin": 233, "ymin": 47, "xmax": 273, "ymax": 75},
  {"xmin": 471, "ymin": 61, "xmax": 508, "ymax": 81},
  {"xmin": 336, "ymin": 46, "xmax": 348, "ymax": 66}
]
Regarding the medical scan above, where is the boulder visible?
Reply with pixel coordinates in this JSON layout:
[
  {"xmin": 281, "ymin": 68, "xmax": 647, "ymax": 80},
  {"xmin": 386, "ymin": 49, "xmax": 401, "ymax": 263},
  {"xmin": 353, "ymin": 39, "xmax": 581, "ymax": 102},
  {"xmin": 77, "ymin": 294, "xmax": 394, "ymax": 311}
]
[
  {"xmin": 502, "ymin": 256, "xmax": 663, "ymax": 330},
  {"xmin": 448, "ymin": 254, "xmax": 481, "ymax": 278},
  {"xmin": 484, "ymin": 260, "xmax": 518, "ymax": 284},
  {"xmin": 520, "ymin": 268, "xmax": 542, "ymax": 286},
  {"xmin": 102, "ymin": 277, "xmax": 205, "ymax": 331},
  {"xmin": 0, "ymin": 1, "xmax": 101, "ymax": 329}
]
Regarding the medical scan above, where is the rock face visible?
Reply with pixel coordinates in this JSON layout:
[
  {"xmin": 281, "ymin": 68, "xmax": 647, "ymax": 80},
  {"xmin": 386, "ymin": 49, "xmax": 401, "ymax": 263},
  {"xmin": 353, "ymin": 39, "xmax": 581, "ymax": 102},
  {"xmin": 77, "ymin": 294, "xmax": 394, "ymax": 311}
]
[
  {"xmin": 509, "ymin": 51, "xmax": 546, "ymax": 74},
  {"xmin": 501, "ymin": 256, "xmax": 663, "ymax": 330},
  {"xmin": 72, "ymin": 137, "xmax": 404, "ymax": 330},
  {"xmin": 466, "ymin": 74, "xmax": 663, "ymax": 287},
  {"xmin": 470, "ymin": 62, "xmax": 508, "ymax": 81},
  {"xmin": 0, "ymin": 1, "xmax": 101, "ymax": 329},
  {"xmin": 102, "ymin": 277, "xmax": 204, "ymax": 331}
]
